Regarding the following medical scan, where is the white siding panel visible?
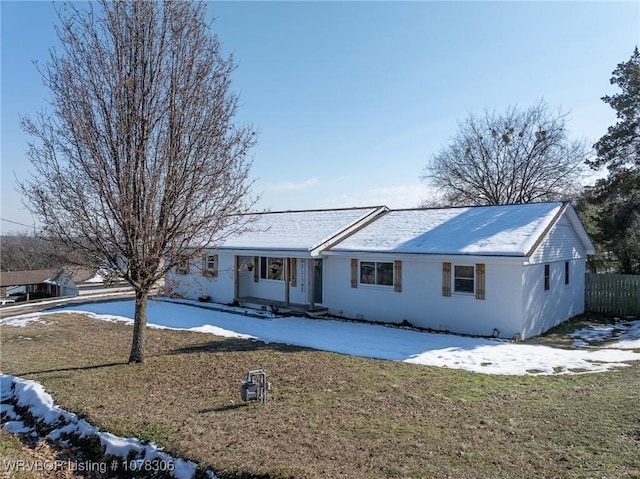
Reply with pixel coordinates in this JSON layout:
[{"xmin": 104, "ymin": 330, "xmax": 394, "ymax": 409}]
[
  {"xmin": 324, "ymin": 256, "xmax": 525, "ymax": 339},
  {"xmin": 530, "ymin": 216, "xmax": 587, "ymax": 264},
  {"xmin": 166, "ymin": 253, "xmax": 237, "ymax": 303},
  {"xmin": 521, "ymin": 259, "xmax": 586, "ymax": 339}
]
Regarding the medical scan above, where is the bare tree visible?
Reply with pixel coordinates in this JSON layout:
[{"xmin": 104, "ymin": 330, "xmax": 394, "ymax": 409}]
[
  {"xmin": 1, "ymin": 233, "xmax": 57, "ymax": 271},
  {"xmin": 0, "ymin": 232, "xmax": 94, "ymax": 272},
  {"xmin": 421, "ymin": 100, "xmax": 590, "ymax": 206},
  {"xmin": 19, "ymin": 1, "xmax": 257, "ymax": 363}
]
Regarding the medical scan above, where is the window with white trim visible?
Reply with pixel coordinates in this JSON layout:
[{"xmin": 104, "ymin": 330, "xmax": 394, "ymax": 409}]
[
  {"xmin": 260, "ymin": 257, "xmax": 284, "ymax": 281},
  {"xmin": 360, "ymin": 261, "xmax": 393, "ymax": 286},
  {"xmin": 443, "ymin": 263, "xmax": 485, "ymax": 299},
  {"xmin": 454, "ymin": 265, "xmax": 474, "ymax": 294},
  {"xmin": 202, "ymin": 254, "xmax": 218, "ymax": 277},
  {"xmin": 176, "ymin": 260, "xmax": 189, "ymax": 275}
]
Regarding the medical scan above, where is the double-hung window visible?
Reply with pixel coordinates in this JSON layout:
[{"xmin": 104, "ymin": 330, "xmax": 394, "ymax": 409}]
[
  {"xmin": 454, "ymin": 265, "xmax": 474, "ymax": 294},
  {"xmin": 202, "ymin": 254, "xmax": 218, "ymax": 277},
  {"xmin": 176, "ymin": 260, "xmax": 189, "ymax": 275},
  {"xmin": 442, "ymin": 262, "xmax": 485, "ymax": 299}
]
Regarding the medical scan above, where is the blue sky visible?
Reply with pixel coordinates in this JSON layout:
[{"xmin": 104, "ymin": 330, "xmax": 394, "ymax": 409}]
[{"xmin": 1, "ymin": 1, "xmax": 639, "ymax": 234}]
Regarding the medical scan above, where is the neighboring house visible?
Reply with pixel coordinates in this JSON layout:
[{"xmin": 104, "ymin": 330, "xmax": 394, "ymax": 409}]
[
  {"xmin": 169, "ymin": 202, "xmax": 595, "ymax": 340},
  {"xmin": 0, "ymin": 268, "xmax": 80, "ymax": 299}
]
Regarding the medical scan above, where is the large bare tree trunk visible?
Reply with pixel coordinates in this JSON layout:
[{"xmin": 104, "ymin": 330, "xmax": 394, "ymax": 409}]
[
  {"xmin": 18, "ymin": 1, "xmax": 257, "ymax": 364},
  {"xmin": 129, "ymin": 290, "xmax": 148, "ymax": 364}
]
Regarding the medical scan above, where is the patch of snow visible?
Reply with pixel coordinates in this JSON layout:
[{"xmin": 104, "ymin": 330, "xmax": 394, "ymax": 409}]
[
  {"xmin": 0, "ymin": 404, "xmax": 17, "ymax": 419},
  {"xmin": 405, "ymin": 343, "xmax": 640, "ymax": 375},
  {"xmin": 3, "ymin": 420, "xmax": 32, "ymax": 434},
  {"xmin": 570, "ymin": 320, "xmax": 640, "ymax": 349},
  {"xmin": 85, "ymin": 268, "xmax": 123, "ymax": 284},
  {"xmin": 0, "ymin": 374, "xmax": 209, "ymax": 479},
  {"xmin": 0, "ymin": 315, "xmax": 56, "ymax": 328},
  {"xmin": 4, "ymin": 299, "xmax": 635, "ymax": 376}
]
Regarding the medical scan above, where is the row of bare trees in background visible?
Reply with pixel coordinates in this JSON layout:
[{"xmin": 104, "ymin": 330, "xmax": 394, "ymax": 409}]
[{"xmin": 0, "ymin": 233, "xmax": 94, "ymax": 272}]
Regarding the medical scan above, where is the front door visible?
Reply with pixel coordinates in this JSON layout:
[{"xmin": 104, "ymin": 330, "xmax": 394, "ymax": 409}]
[{"xmin": 313, "ymin": 259, "xmax": 323, "ymax": 304}]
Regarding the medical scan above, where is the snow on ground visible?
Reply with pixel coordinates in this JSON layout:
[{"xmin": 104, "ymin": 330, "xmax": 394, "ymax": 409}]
[
  {"xmin": 3, "ymin": 298, "xmax": 639, "ymax": 376},
  {"xmin": 569, "ymin": 319, "xmax": 640, "ymax": 350},
  {"xmin": 0, "ymin": 374, "xmax": 208, "ymax": 479},
  {"xmin": 2, "ymin": 300, "xmax": 639, "ymax": 479}
]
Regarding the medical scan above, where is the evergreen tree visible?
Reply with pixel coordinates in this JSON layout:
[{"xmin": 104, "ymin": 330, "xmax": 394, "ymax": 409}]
[{"xmin": 586, "ymin": 47, "xmax": 640, "ymax": 274}]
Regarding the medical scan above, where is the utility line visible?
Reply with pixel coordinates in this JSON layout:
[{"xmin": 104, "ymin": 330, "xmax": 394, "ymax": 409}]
[{"xmin": 0, "ymin": 217, "xmax": 36, "ymax": 229}]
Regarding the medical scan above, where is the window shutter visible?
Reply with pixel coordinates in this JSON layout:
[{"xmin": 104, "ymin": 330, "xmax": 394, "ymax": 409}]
[
  {"xmin": 475, "ymin": 263, "xmax": 485, "ymax": 300},
  {"xmin": 394, "ymin": 260, "xmax": 402, "ymax": 292},
  {"xmin": 350, "ymin": 259, "xmax": 358, "ymax": 288},
  {"xmin": 254, "ymin": 256, "xmax": 259, "ymax": 283},
  {"xmin": 290, "ymin": 258, "xmax": 297, "ymax": 287},
  {"xmin": 213, "ymin": 254, "xmax": 218, "ymax": 278},
  {"xmin": 442, "ymin": 262, "xmax": 451, "ymax": 297}
]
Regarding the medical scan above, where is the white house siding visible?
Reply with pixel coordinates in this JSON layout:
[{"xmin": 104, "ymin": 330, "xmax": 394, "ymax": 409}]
[
  {"xmin": 167, "ymin": 253, "xmax": 236, "ymax": 304},
  {"xmin": 168, "ymin": 253, "xmax": 311, "ymax": 306},
  {"xmin": 58, "ymin": 278, "xmax": 79, "ymax": 297},
  {"xmin": 324, "ymin": 255, "xmax": 524, "ymax": 338},
  {"xmin": 521, "ymin": 214, "xmax": 587, "ymax": 339},
  {"xmin": 529, "ymin": 215, "xmax": 588, "ymax": 264},
  {"xmin": 519, "ymin": 215, "xmax": 590, "ymax": 339},
  {"xmin": 521, "ymin": 259, "xmax": 587, "ymax": 340},
  {"xmin": 48, "ymin": 273, "xmax": 79, "ymax": 297}
]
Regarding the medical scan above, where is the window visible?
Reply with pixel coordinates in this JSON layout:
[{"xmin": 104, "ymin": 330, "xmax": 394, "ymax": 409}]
[
  {"xmin": 176, "ymin": 260, "xmax": 189, "ymax": 275},
  {"xmin": 544, "ymin": 264, "xmax": 550, "ymax": 290},
  {"xmin": 565, "ymin": 261, "xmax": 570, "ymax": 285},
  {"xmin": 202, "ymin": 254, "xmax": 218, "ymax": 277},
  {"xmin": 360, "ymin": 261, "xmax": 393, "ymax": 286},
  {"xmin": 454, "ymin": 265, "xmax": 474, "ymax": 293},
  {"xmin": 260, "ymin": 257, "xmax": 284, "ymax": 281},
  {"xmin": 444, "ymin": 263, "xmax": 485, "ymax": 299}
]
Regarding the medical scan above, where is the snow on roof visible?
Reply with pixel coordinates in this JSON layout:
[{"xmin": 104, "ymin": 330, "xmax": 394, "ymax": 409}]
[
  {"xmin": 219, "ymin": 206, "xmax": 383, "ymax": 252},
  {"xmin": 330, "ymin": 202, "xmax": 564, "ymax": 256}
]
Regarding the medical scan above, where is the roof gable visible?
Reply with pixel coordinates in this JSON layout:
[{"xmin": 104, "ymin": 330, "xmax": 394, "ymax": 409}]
[{"xmin": 330, "ymin": 202, "xmax": 572, "ymax": 257}]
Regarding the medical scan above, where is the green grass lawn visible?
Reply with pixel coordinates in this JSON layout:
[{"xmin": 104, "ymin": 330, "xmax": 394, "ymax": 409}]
[{"xmin": 1, "ymin": 312, "xmax": 640, "ymax": 479}]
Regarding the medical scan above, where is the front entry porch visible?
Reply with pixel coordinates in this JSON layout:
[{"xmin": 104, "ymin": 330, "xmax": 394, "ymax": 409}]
[{"xmin": 237, "ymin": 296, "xmax": 328, "ymax": 315}]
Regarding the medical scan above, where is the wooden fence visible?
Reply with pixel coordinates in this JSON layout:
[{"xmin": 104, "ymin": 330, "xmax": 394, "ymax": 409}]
[{"xmin": 585, "ymin": 273, "xmax": 640, "ymax": 316}]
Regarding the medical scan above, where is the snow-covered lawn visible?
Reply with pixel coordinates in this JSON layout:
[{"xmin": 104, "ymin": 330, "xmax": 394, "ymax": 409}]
[{"xmin": 4, "ymin": 298, "xmax": 640, "ymax": 376}]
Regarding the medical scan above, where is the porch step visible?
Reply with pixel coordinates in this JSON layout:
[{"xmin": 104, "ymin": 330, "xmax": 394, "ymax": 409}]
[{"xmin": 237, "ymin": 296, "xmax": 327, "ymax": 315}]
